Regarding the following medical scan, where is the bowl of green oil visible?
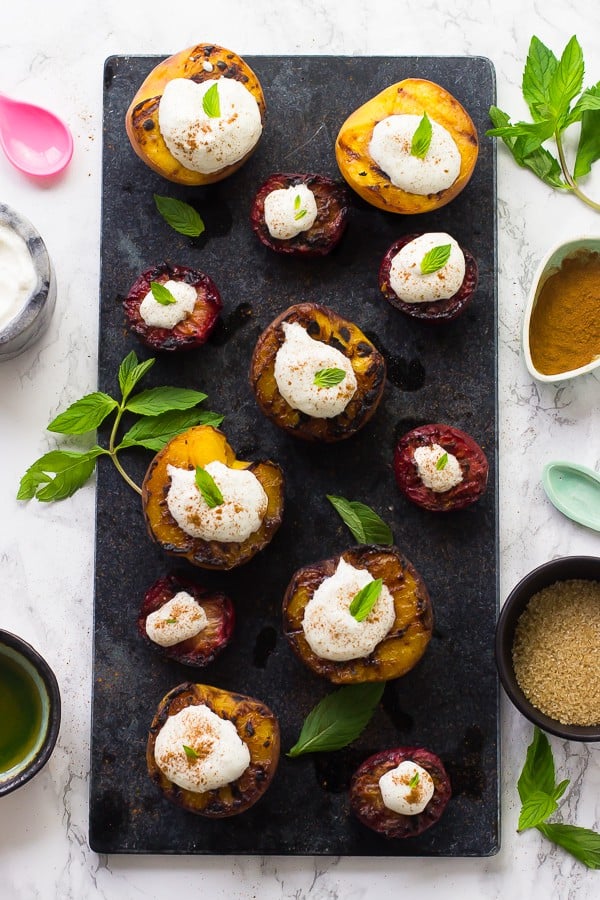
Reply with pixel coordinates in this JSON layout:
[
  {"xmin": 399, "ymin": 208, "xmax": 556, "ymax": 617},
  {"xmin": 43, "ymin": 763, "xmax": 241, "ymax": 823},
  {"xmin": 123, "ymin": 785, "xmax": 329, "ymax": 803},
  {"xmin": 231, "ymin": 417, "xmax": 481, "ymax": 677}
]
[{"xmin": 0, "ymin": 630, "xmax": 60, "ymax": 796}]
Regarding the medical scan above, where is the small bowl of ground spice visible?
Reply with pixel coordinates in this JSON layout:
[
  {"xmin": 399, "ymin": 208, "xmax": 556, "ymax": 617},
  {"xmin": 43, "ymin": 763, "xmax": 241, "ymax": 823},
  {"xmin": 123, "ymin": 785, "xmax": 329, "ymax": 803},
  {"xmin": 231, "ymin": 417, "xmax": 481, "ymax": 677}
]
[
  {"xmin": 523, "ymin": 237, "xmax": 600, "ymax": 383},
  {"xmin": 495, "ymin": 556, "xmax": 600, "ymax": 741}
]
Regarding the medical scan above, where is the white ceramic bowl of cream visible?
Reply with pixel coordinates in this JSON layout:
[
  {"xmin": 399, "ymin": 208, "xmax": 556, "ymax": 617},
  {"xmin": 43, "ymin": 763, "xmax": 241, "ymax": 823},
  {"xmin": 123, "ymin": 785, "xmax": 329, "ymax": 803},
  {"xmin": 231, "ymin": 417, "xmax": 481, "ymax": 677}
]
[
  {"xmin": 522, "ymin": 236, "xmax": 600, "ymax": 383},
  {"xmin": 0, "ymin": 203, "xmax": 56, "ymax": 361}
]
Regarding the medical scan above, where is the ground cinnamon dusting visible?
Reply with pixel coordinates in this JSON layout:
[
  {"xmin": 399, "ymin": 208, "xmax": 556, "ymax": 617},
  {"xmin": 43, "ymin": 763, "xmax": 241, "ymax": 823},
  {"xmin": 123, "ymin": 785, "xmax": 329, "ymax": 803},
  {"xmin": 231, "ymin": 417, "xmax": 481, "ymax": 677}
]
[{"xmin": 512, "ymin": 578, "xmax": 600, "ymax": 725}]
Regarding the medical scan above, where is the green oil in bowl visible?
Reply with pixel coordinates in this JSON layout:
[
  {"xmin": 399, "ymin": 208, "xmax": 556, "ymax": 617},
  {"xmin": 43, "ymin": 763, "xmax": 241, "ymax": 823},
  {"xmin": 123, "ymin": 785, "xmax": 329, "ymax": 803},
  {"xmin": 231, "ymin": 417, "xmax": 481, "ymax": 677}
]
[{"xmin": 0, "ymin": 652, "xmax": 44, "ymax": 772}]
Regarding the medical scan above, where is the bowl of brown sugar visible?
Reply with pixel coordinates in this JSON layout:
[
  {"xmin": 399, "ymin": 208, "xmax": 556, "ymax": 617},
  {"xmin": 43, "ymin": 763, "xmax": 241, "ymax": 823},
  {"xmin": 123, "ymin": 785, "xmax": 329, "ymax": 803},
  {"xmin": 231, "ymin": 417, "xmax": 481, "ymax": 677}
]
[
  {"xmin": 523, "ymin": 237, "xmax": 600, "ymax": 383},
  {"xmin": 495, "ymin": 556, "xmax": 600, "ymax": 741}
]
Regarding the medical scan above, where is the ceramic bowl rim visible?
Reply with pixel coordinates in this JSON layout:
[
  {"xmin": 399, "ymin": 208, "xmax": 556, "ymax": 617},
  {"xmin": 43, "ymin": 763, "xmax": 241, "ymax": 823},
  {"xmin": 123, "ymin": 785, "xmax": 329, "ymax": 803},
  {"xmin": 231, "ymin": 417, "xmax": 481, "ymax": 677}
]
[
  {"xmin": 0, "ymin": 629, "xmax": 61, "ymax": 795},
  {"xmin": 495, "ymin": 555, "xmax": 600, "ymax": 741},
  {"xmin": 522, "ymin": 235, "xmax": 600, "ymax": 384}
]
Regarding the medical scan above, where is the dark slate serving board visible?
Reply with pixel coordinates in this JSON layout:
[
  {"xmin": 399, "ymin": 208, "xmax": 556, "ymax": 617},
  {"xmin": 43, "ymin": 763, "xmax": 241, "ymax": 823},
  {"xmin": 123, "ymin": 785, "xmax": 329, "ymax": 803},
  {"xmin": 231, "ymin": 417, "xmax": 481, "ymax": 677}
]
[{"xmin": 90, "ymin": 54, "xmax": 498, "ymax": 856}]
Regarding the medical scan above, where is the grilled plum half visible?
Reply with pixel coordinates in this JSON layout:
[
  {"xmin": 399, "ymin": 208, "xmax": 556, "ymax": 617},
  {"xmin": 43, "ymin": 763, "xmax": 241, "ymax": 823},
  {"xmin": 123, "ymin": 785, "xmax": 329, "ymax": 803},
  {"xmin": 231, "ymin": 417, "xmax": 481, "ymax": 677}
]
[
  {"xmin": 147, "ymin": 682, "xmax": 280, "ymax": 817},
  {"xmin": 137, "ymin": 573, "xmax": 235, "ymax": 667},
  {"xmin": 379, "ymin": 234, "xmax": 478, "ymax": 323},
  {"xmin": 394, "ymin": 423, "xmax": 489, "ymax": 511},
  {"xmin": 249, "ymin": 302, "xmax": 386, "ymax": 442},
  {"xmin": 350, "ymin": 746, "xmax": 451, "ymax": 838},
  {"xmin": 142, "ymin": 425, "xmax": 284, "ymax": 570},
  {"xmin": 250, "ymin": 173, "xmax": 350, "ymax": 256},
  {"xmin": 123, "ymin": 262, "xmax": 222, "ymax": 351},
  {"xmin": 282, "ymin": 545, "xmax": 433, "ymax": 684}
]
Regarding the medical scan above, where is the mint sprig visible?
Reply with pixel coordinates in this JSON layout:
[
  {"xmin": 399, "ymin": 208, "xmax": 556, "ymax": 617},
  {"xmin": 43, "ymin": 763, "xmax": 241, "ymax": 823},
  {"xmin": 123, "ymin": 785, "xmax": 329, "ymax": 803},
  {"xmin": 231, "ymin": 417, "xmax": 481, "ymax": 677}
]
[
  {"xmin": 349, "ymin": 579, "xmax": 383, "ymax": 622},
  {"xmin": 420, "ymin": 244, "xmax": 452, "ymax": 275},
  {"xmin": 154, "ymin": 194, "xmax": 205, "ymax": 237},
  {"xmin": 436, "ymin": 452, "xmax": 449, "ymax": 470},
  {"xmin": 517, "ymin": 727, "xmax": 600, "ymax": 868},
  {"xmin": 195, "ymin": 466, "xmax": 224, "ymax": 508},
  {"xmin": 18, "ymin": 351, "xmax": 222, "ymax": 502},
  {"xmin": 314, "ymin": 368, "xmax": 346, "ymax": 388},
  {"xmin": 411, "ymin": 112, "xmax": 433, "ymax": 158},
  {"xmin": 487, "ymin": 35, "xmax": 600, "ymax": 211},
  {"xmin": 287, "ymin": 682, "xmax": 384, "ymax": 757},
  {"xmin": 326, "ymin": 495, "xmax": 393, "ymax": 546},
  {"xmin": 150, "ymin": 281, "xmax": 177, "ymax": 306},
  {"xmin": 202, "ymin": 82, "xmax": 221, "ymax": 118}
]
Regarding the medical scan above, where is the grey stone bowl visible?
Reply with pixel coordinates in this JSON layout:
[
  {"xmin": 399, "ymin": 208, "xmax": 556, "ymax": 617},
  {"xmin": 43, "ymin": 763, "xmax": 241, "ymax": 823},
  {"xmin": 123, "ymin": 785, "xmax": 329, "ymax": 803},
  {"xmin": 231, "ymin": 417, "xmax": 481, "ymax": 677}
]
[{"xmin": 0, "ymin": 203, "xmax": 56, "ymax": 361}]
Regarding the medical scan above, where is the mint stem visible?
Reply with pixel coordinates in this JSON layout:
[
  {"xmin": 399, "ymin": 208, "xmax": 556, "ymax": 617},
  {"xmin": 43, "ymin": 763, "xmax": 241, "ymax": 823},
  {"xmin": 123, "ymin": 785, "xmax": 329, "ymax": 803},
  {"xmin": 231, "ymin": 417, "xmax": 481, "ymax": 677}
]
[
  {"xmin": 108, "ymin": 404, "xmax": 142, "ymax": 496},
  {"xmin": 555, "ymin": 129, "xmax": 600, "ymax": 212}
]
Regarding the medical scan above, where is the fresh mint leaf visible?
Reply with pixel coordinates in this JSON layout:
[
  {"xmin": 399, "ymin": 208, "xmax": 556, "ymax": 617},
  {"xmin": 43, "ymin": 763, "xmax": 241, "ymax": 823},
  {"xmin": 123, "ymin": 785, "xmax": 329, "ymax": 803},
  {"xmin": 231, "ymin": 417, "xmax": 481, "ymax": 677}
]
[
  {"xmin": 420, "ymin": 244, "xmax": 452, "ymax": 275},
  {"xmin": 522, "ymin": 36, "xmax": 558, "ymax": 122},
  {"xmin": 17, "ymin": 447, "xmax": 106, "ymax": 502},
  {"xmin": 182, "ymin": 744, "xmax": 200, "ymax": 760},
  {"xmin": 287, "ymin": 682, "xmax": 384, "ymax": 757},
  {"xmin": 411, "ymin": 112, "xmax": 432, "ymax": 158},
  {"xmin": 537, "ymin": 823, "xmax": 600, "ymax": 870},
  {"xmin": 574, "ymin": 88, "xmax": 600, "ymax": 178},
  {"xmin": 548, "ymin": 35, "xmax": 584, "ymax": 123},
  {"xmin": 294, "ymin": 208, "xmax": 308, "ymax": 221},
  {"xmin": 150, "ymin": 281, "xmax": 177, "ymax": 306},
  {"xmin": 118, "ymin": 351, "xmax": 156, "ymax": 402},
  {"xmin": 349, "ymin": 579, "xmax": 383, "ymax": 622},
  {"xmin": 436, "ymin": 452, "xmax": 449, "ymax": 470},
  {"xmin": 518, "ymin": 790, "xmax": 559, "ymax": 832},
  {"xmin": 125, "ymin": 387, "xmax": 207, "ymax": 417},
  {"xmin": 314, "ymin": 368, "xmax": 346, "ymax": 388},
  {"xmin": 154, "ymin": 194, "xmax": 205, "ymax": 238},
  {"xmin": 202, "ymin": 82, "xmax": 220, "ymax": 118},
  {"xmin": 553, "ymin": 779, "xmax": 570, "ymax": 802},
  {"xmin": 118, "ymin": 408, "xmax": 223, "ymax": 452},
  {"xmin": 195, "ymin": 466, "xmax": 223, "ymax": 508},
  {"xmin": 47, "ymin": 393, "xmax": 118, "ymax": 435},
  {"xmin": 409, "ymin": 772, "xmax": 420, "ymax": 788},
  {"xmin": 326, "ymin": 495, "xmax": 393, "ymax": 546},
  {"xmin": 517, "ymin": 727, "xmax": 557, "ymax": 803},
  {"xmin": 487, "ymin": 107, "xmax": 565, "ymax": 189}
]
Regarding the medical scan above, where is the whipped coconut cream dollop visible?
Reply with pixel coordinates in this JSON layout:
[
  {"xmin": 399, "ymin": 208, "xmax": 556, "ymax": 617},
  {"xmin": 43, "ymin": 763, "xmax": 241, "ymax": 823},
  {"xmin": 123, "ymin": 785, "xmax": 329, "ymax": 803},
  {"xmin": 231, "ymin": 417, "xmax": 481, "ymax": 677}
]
[
  {"xmin": 274, "ymin": 322, "xmax": 357, "ymax": 418},
  {"xmin": 302, "ymin": 557, "xmax": 395, "ymax": 661},
  {"xmin": 166, "ymin": 460, "xmax": 268, "ymax": 542},
  {"xmin": 369, "ymin": 114, "xmax": 461, "ymax": 195},
  {"xmin": 145, "ymin": 591, "xmax": 208, "ymax": 647},
  {"xmin": 389, "ymin": 233, "xmax": 465, "ymax": 303},
  {"xmin": 158, "ymin": 77, "xmax": 262, "ymax": 174},
  {"xmin": 139, "ymin": 279, "xmax": 197, "ymax": 328},
  {"xmin": 154, "ymin": 705, "xmax": 250, "ymax": 793},
  {"xmin": 263, "ymin": 184, "xmax": 318, "ymax": 240},
  {"xmin": 413, "ymin": 443, "xmax": 463, "ymax": 492},
  {"xmin": 379, "ymin": 760, "xmax": 435, "ymax": 815}
]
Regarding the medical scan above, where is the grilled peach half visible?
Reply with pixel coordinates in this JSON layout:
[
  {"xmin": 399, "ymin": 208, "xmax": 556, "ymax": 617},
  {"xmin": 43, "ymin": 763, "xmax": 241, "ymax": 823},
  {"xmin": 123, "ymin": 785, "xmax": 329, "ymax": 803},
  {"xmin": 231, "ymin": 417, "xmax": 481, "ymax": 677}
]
[
  {"xmin": 125, "ymin": 43, "xmax": 266, "ymax": 185},
  {"xmin": 142, "ymin": 425, "xmax": 284, "ymax": 569},
  {"xmin": 335, "ymin": 78, "xmax": 478, "ymax": 214},
  {"xmin": 147, "ymin": 682, "xmax": 280, "ymax": 817},
  {"xmin": 249, "ymin": 303, "xmax": 386, "ymax": 442},
  {"xmin": 282, "ymin": 545, "xmax": 433, "ymax": 684}
]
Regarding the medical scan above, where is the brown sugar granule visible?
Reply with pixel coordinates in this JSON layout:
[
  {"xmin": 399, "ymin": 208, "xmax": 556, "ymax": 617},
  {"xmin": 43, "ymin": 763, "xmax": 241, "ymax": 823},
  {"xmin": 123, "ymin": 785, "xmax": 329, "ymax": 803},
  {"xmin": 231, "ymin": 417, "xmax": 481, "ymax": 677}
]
[{"xmin": 512, "ymin": 579, "xmax": 600, "ymax": 726}]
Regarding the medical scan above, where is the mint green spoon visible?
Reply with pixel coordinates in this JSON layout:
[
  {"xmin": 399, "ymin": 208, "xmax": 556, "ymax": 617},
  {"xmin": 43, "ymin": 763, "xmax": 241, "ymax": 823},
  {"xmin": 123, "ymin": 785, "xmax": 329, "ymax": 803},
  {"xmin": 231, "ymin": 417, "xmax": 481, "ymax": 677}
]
[{"xmin": 542, "ymin": 461, "xmax": 600, "ymax": 532}]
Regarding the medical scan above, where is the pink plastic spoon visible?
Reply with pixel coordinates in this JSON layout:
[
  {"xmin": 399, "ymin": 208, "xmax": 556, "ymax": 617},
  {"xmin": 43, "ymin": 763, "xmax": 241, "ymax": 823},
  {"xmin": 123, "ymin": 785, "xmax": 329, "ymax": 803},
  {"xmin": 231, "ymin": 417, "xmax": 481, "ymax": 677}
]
[{"xmin": 0, "ymin": 92, "xmax": 73, "ymax": 177}]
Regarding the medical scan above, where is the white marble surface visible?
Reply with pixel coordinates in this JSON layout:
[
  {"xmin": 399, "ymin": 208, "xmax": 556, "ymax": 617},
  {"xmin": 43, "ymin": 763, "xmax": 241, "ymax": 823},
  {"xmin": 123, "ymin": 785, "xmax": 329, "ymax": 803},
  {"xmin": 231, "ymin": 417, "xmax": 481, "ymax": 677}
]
[{"xmin": 1, "ymin": 1, "xmax": 599, "ymax": 897}]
